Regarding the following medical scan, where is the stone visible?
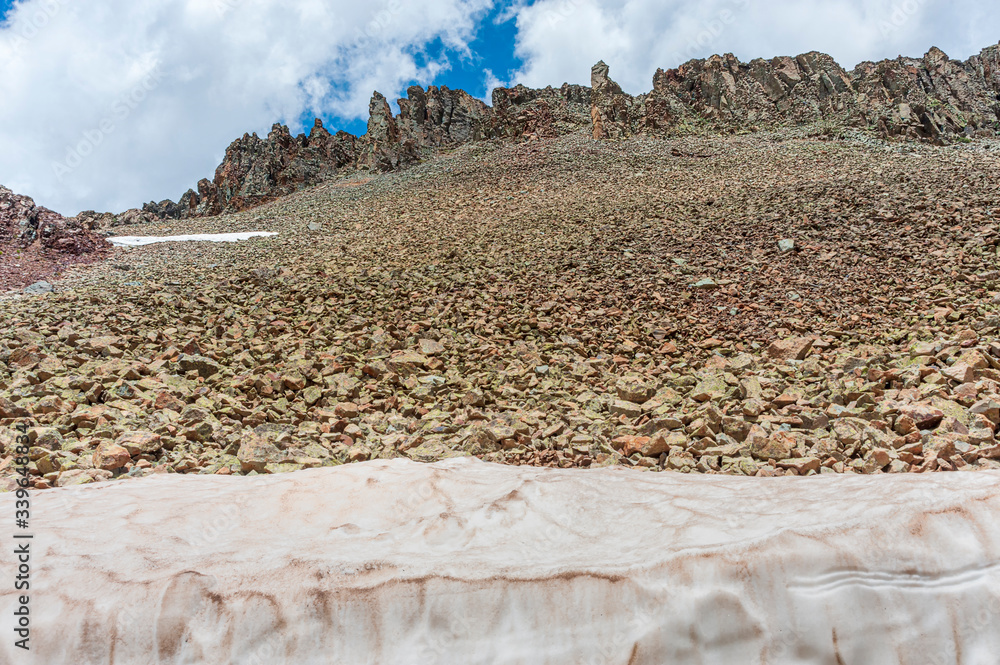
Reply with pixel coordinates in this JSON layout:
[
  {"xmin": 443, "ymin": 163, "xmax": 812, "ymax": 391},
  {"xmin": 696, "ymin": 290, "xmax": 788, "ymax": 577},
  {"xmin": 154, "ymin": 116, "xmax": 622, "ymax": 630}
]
[
  {"xmin": 347, "ymin": 445, "xmax": 370, "ymax": 462},
  {"xmin": 893, "ymin": 414, "xmax": 917, "ymax": 435},
  {"xmin": 690, "ymin": 373, "xmax": 727, "ymax": 402},
  {"xmin": 776, "ymin": 456, "xmax": 821, "ymax": 474},
  {"xmin": 643, "ymin": 431, "xmax": 686, "ymax": 457},
  {"xmin": 82, "ymin": 336, "xmax": 124, "ymax": 356},
  {"xmin": 959, "ymin": 350, "xmax": 991, "ymax": 369},
  {"xmin": 615, "ymin": 376, "xmax": 656, "ymax": 404},
  {"xmin": 609, "ymin": 400, "xmax": 643, "ymax": 418},
  {"xmin": 970, "ymin": 399, "xmax": 1000, "ymax": 425},
  {"xmin": 334, "ymin": 402, "xmax": 360, "ymax": 419},
  {"xmin": 941, "ymin": 362, "xmax": 975, "ymax": 384},
  {"xmin": 114, "ymin": 431, "xmax": 162, "ymax": 457},
  {"xmin": 418, "ymin": 338, "xmax": 445, "ymax": 355},
  {"xmin": 0, "ymin": 397, "xmax": 30, "ymax": 419},
  {"xmin": 303, "ymin": 386, "xmax": 323, "ymax": 406},
  {"xmin": 154, "ymin": 392, "xmax": 187, "ymax": 412},
  {"xmin": 462, "ymin": 389, "xmax": 486, "ymax": 407},
  {"xmin": 178, "ymin": 354, "xmax": 223, "ymax": 379},
  {"xmin": 92, "ymin": 443, "xmax": 131, "ymax": 470},
  {"xmin": 777, "ymin": 239, "xmax": 795, "ymax": 253},
  {"xmin": 750, "ymin": 431, "xmax": 796, "ymax": 461},
  {"xmin": 236, "ymin": 431, "xmax": 283, "ymax": 473},
  {"xmin": 24, "ymin": 280, "xmax": 53, "ymax": 294},
  {"xmin": 28, "ymin": 427, "xmax": 63, "ymax": 450},
  {"xmin": 766, "ymin": 337, "xmax": 814, "ymax": 361},
  {"xmin": 480, "ymin": 423, "xmax": 517, "ymax": 445},
  {"xmin": 898, "ymin": 403, "xmax": 945, "ymax": 430}
]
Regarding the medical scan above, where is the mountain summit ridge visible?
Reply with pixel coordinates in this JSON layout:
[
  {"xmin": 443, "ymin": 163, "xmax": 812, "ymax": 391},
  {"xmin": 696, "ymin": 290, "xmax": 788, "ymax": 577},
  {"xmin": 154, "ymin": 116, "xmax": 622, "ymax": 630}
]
[{"xmin": 98, "ymin": 40, "xmax": 1000, "ymax": 221}]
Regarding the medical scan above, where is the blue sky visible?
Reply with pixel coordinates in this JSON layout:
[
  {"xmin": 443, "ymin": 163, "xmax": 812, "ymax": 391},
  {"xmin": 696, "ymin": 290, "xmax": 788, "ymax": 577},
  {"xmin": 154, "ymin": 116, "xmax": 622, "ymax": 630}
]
[
  {"xmin": 305, "ymin": 5, "xmax": 522, "ymax": 137},
  {"xmin": 2, "ymin": 0, "xmax": 522, "ymax": 139},
  {"xmin": 1, "ymin": 0, "xmax": 998, "ymax": 214}
]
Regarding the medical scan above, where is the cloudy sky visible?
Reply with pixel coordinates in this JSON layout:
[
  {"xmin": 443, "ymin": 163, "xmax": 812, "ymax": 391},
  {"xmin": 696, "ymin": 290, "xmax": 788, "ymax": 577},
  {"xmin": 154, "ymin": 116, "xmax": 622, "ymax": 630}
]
[{"xmin": 0, "ymin": 0, "xmax": 997, "ymax": 215}]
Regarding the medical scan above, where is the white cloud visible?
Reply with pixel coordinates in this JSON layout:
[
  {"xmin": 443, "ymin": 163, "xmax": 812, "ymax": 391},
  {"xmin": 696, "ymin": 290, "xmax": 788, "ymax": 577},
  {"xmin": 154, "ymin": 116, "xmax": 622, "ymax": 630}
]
[
  {"xmin": 509, "ymin": 0, "xmax": 1000, "ymax": 94},
  {"xmin": 480, "ymin": 68, "xmax": 511, "ymax": 103},
  {"xmin": 0, "ymin": 0, "xmax": 493, "ymax": 214},
  {"xmin": 3, "ymin": 0, "xmax": 997, "ymax": 215}
]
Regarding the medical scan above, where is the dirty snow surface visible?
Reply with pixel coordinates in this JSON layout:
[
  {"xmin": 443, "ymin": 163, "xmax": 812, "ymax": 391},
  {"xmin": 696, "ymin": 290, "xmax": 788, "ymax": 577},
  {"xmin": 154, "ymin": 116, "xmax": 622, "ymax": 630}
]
[
  {"xmin": 107, "ymin": 231, "xmax": 277, "ymax": 246},
  {"xmin": 3, "ymin": 457, "xmax": 999, "ymax": 664}
]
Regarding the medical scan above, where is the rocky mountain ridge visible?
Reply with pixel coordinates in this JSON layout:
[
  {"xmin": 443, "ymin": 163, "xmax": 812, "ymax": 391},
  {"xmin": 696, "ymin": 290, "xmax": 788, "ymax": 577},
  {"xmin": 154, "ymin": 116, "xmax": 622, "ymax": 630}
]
[
  {"xmin": 26, "ymin": 40, "xmax": 1000, "ymax": 227},
  {"xmin": 592, "ymin": 44, "xmax": 1000, "ymax": 141}
]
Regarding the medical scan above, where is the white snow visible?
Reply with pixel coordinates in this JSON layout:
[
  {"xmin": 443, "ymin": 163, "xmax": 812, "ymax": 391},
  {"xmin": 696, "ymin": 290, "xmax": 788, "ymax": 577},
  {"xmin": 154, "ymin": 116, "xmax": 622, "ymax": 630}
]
[
  {"xmin": 3, "ymin": 457, "xmax": 999, "ymax": 664},
  {"xmin": 107, "ymin": 231, "xmax": 277, "ymax": 246}
]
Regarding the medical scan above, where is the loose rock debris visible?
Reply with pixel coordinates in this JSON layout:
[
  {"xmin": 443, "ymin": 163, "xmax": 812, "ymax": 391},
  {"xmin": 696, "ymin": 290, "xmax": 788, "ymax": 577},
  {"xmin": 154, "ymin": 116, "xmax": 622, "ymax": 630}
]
[{"xmin": 2, "ymin": 131, "xmax": 1000, "ymax": 490}]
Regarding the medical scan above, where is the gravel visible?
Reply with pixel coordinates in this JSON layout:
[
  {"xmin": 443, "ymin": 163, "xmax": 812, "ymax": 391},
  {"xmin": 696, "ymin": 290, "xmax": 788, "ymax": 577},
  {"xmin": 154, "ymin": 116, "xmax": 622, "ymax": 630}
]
[{"xmin": 2, "ymin": 129, "xmax": 1000, "ymax": 489}]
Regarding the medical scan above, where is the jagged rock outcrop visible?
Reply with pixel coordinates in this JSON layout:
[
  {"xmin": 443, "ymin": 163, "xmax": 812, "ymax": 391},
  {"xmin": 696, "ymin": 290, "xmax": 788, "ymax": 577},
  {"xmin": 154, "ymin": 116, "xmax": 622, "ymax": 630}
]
[
  {"xmin": 854, "ymin": 45, "xmax": 1000, "ymax": 140},
  {"xmin": 590, "ymin": 60, "xmax": 635, "ymax": 139},
  {"xmin": 397, "ymin": 85, "xmax": 493, "ymax": 147},
  {"xmin": 142, "ymin": 119, "xmax": 360, "ymax": 218},
  {"xmin": 490, "ymin": 82, "xmax": 592, "ymax": 139},
  {"xmin": 0, "ymin": 185, "xmax": 111, "ymax": 291},
  {"xmin": 141, "ymin": 40, "xmax": 1000, "ymax": 222},
  {"xmin": 597, "ymin": 41, "xmax": 1000, "ymax": 141},
  {"xmin": 148, "ymin": 82, "xmax": 593, "ymax": 220},
  {"xmin": 0, "ymin": 185, "xmax": 106, "ymax": 255}
]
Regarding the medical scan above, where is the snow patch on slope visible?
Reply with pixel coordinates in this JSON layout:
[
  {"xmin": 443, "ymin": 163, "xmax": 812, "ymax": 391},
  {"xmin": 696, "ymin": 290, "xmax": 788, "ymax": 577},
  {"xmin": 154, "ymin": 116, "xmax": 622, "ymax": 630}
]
[
  {"xmin": 107, "ymin": 232, "xmax": 277, "ymax": 246},
  {"xmin": 2, "ymin": 458, "xmax": 999, "ymax": 664}
]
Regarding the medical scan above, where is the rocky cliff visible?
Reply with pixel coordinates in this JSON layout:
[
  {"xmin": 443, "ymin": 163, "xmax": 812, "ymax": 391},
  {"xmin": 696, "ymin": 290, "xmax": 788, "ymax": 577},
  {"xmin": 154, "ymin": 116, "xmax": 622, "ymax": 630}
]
[
  {"xmin": 0, "ymin": 185, "xmax": 106, "ymax": 255},
  {"xmin": 0, "ymin": 185, "xmax": 110, "ymax": 291},
  {"xmin": 596, "ymin": 43, "xmax": 1000, "ymax": 141},
  {"xmin": 138, "ymin": 40, "xmax": 1000, "ymax": 221}
]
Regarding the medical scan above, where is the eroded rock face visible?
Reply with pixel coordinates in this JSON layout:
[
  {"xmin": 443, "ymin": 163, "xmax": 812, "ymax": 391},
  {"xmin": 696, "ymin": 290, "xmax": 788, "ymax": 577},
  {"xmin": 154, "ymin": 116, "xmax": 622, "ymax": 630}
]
[
  {"xmin": 490, "ymin": 82, "xmax": 592, "ymax": 139},
  {"xmin": 142, "ymin": 41, "xmax": 1000, "ymax": 222},
  {"xmin": 590, "ymin": 60, "xmax": 635, "ymax": 139},
  {"xmin": 599, "ymin": 41, "xmax": 1000, "ymax": 141},
  {"xmin": 397, "ymin": 85, "xmax": 493, "ymax": 147},
  {"xmin": 0, "ymin": 185, "xmax": 106, "ymax": 255},
  {"xmin": 148, "ymin": 81, "xmax": 594, "ymax": 219},
  {"xmin": 160, "ymin": 119, "xmax": 360, "ymax": 217},
  {"xmin": 4, "ymin": 457, "xmax": 999, "ymax": 664}
]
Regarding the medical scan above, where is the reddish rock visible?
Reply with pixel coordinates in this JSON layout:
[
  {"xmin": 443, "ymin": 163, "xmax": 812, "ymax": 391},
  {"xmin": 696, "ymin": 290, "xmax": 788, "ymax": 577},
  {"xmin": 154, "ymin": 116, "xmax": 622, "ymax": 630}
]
[
  {"xmin": 766, "ymin": 337, "xmax": 815, "ymax": 361},
  {"xmin": 154, "ymin": 392, "xmax": 187, "ymax": 412},
  {"xmin": 0, "ymin": 185, "xmax": 111, "ymax": 292},
  {"xmin": 750, "ymin": 431, "xmax": 796, "ymax": 461},
  {"xmin": 114, "ymin": 431, "xmax": 162, "ymax": 456},
  {"xmin": 0, "ymin": 397, "xmax": 30, "ymax": 419},
  {"xmin": 941, "ymin": 362, "xmax": 975, "ymax": 384},
  {"xmin": 643, "ymin": 431, "xmax": 686, "ymax": 457},
  {"xmin": 93, "ymin": 443, "xmax": 131, "ymax": 470},
  {"xmin": 898, "ymin": 403, "xmax": 945, "ymax": 430},
  {"xmin": 334, "ymin": 402, "xmax": 360, "ymax": 419}
]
